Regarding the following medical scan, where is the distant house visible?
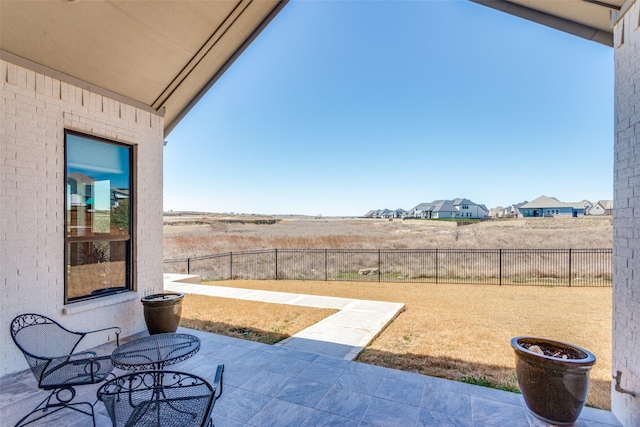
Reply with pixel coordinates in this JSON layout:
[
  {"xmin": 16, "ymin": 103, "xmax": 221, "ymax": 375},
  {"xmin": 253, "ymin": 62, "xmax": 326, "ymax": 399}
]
[
  {"xmin": 363, "ymin": 210, "xmax": 378, "ymax": 218},
  {"xmin": 363, "ymin": 208, "xmax": 406, "ymax": 219},
  {"xmin": 408, "ymin": 198, "xmax": 488, "ymax": 219},
  {"xmin": 394, "ymin": 209, "xmax": 407, "ymax": 218},
  {"xmin": 451, "ymin": 198, "xmax": 489, "ymax": 219},
  {"xmin": 588, "ymin": 200, "xmax": 613, "ymax": 216},
  {"xmin": 589, "ymin": 203, "xmax": 606, "ymax": 216},
  {"xmin": 379, "ymin": 209, "xmax": 393, "ymax": 218},
  {"xmin": 489, "ymin": 203, "xmax": 525, "ymax": 218},
  {"xmin": 488, "ymin": 206, "xmax": 504, "ymax": 218},
  {"xmin": 509, "ymin": 201, "xmax": 528, "ymax": 218},
  {"xmin": 407, "ymin": 200, "xmax": 457, "ymax": 219},
  {"xmin": 519, "ymin": 196, "xmax": 590, "ymax": 218}
]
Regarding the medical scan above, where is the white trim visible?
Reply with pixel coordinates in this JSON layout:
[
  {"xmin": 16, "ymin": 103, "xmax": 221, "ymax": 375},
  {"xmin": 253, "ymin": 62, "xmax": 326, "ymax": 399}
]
[
  {"xmin": 62, "ymin": 292, "xmax": 139, "ymax": 315},
  {"xmin": 611, "ymin": 0, "xmax": 638, "ymax": 26}
]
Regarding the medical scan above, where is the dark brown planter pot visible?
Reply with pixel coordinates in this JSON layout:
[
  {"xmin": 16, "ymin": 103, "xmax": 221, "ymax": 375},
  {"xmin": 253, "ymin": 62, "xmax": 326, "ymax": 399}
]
[
  {"xmin": 511, "ymin": 336, "xmax": 596, "ymax": 426},
  {"xmin": 141, "ymin": 292, "xmax": 184, "ymax": 335}
]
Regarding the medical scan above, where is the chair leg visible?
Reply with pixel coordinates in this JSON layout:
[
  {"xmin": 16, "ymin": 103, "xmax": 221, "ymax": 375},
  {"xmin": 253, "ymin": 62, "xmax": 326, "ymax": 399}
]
[
  {"xmin": 213, "ymin": 364, "xmax": 224, "ymax": 399},
  {"xmin": 15, "ymin": 387, "xmax": 96, "ymax": 427}
]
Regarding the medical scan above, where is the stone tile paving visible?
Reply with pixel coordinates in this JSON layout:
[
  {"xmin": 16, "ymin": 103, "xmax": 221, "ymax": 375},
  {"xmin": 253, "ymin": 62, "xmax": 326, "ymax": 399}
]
[{"xmin": 0, "ymin": 327, "xmax": 622, "ymax": 427}]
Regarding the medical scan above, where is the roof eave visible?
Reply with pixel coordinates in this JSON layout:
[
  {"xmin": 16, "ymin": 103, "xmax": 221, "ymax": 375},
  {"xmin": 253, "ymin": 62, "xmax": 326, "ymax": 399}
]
[
  {"xmin": 164, "ymin": 0, "xmax": 289, "ymax": 136},
  {"xmin": 470, "ymin": 0, "xmax": 613, "ymax": 47}
]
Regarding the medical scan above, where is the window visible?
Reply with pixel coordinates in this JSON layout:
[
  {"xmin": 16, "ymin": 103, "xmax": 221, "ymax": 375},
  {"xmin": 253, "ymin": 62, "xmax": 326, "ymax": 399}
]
[{"xmin": 65, "ymin": 131, "xmax": 133, "ymax": 303}]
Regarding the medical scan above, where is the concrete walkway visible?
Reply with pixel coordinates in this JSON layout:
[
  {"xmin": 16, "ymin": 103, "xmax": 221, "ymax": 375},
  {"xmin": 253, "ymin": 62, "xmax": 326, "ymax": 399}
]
[{"xmin": 164, "ymin": 274, "xmax": 405, "ymax": 360}]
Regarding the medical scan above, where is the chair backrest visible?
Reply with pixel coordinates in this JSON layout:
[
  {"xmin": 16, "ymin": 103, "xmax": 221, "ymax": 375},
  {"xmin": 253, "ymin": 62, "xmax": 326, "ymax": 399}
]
[
  {"xmin": 98, "ymin": 370, "xmax": 215, "ymax": 427},
  {"xmin": 10, "ymin": 314, "xmax": 84, "ymax": 382}
]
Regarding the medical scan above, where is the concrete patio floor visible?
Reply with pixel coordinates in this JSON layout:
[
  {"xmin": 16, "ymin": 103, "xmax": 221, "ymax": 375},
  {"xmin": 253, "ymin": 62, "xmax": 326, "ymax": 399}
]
[{"xmin": 0, "ymin": 326, "xmax": 622, "ymax": 427}]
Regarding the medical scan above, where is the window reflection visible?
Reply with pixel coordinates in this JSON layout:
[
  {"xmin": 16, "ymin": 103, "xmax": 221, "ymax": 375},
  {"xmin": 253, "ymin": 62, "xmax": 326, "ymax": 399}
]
[
  {"xmin": 66, "ymin": 241, "xmax": 129, "ymax": 300},
  {"xmin": 65, "ymin": 132, "xmax": 132, "ymax": 302}
]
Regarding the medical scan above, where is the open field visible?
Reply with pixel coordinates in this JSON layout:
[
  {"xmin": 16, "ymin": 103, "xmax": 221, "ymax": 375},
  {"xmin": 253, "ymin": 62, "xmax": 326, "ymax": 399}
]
[
  {"xmin": 167, "ymin": 215, "xmax": 613, "ymax": 408},
  {"xmin": 164, "ymin": 215, "xmax": 613, "ymax": 259},
  {"xmin": 186, "ymin": 280, "xmax": 612, "ymax": 410}
]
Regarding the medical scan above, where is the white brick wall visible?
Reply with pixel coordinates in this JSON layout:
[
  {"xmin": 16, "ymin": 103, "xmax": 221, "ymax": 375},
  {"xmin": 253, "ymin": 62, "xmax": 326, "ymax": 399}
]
[
  {"xmin": 1, "ymin": 59, "xmax": 165, "ymax": 375},
  {"xmin": 612, "ymin": 3, "xmax": 640, "ymax": 426}
]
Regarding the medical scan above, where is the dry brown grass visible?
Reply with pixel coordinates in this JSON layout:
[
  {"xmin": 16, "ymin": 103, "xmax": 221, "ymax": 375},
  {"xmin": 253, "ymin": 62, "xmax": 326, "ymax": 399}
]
[
  {"xmin": 168, "ymin": 216, "xmax": 613, "ymax": 408},
  {"xmin": 195, "ymin": 279, "xmax": 612, "ymax": 410},
  {"xmin": 180, "ymin": 294, "xmax": 336, "ymax": 344},
  {"xmin": 163, "ymin": 216, "xmax": 612, "ymax": 259}
]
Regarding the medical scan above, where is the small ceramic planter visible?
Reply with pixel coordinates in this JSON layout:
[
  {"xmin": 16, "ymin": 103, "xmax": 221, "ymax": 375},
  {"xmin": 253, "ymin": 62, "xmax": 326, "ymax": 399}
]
[
  {"xmin": 141, "ymin": 292, "xmax": 184, "ymax": 335},
  {"xmin": 511, "ymin": 336, "xmax": 596, "ymax": 426}
]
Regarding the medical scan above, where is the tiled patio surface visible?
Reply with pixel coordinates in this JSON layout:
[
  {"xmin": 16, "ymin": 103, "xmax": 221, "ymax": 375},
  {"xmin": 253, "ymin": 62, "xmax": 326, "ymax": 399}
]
[{"xmin": 0, "ymin": 327, "xmax": 621, "ymax": 427}]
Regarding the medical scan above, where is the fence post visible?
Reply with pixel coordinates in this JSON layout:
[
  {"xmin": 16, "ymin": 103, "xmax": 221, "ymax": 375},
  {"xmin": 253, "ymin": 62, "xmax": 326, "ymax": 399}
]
[
  {"xmin": 378, "ymin": 249, "xmax": 381, "ymax": 282},
  {"xmin": 275, "ymin": 249, "xmax": 278, "ymax": 280},
  {"xmin": 229, "ymin": 252, "xmax": 233, "ymax": 280},
  {"xmin": 325, "ymin": 249, "xmax": 328, "ymax": 281},
  {"xmin": 187, "ymin": 258, "xmax": 191, "ymax": 275},
  {"xmin": 435, "ymin": 249, "xmax": 438, "ymax": 284},
  {"xmin": 568, "ymin": 248, "xmax": 572, "ymax": 287},
  {"xmin": 499, "ymin": 249, "xmax": 502, "ymax": 286}
]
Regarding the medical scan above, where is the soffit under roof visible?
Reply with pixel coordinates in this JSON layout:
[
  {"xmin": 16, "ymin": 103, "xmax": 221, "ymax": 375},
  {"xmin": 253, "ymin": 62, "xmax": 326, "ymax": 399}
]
[
  {"xmin": 471, "ymin": 0, "xmax": 624, "ymax": 46},
  {"xmin": 1, "ymin": 0, "xmax": 619, "ymax": 139},
  {"xmin": 0, "ymin": 0, "xmax": 286, "ymax": 136}
]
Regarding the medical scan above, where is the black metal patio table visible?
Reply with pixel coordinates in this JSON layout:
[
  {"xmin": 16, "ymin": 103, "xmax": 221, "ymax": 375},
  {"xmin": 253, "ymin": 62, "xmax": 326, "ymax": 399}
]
[
  {"xmin": 105, "ymin": 333, "xmax": 208, "ymax": 426},
  {"xmin": 110, "ymin": 333, "xmax": 200, "ymax": 371}
]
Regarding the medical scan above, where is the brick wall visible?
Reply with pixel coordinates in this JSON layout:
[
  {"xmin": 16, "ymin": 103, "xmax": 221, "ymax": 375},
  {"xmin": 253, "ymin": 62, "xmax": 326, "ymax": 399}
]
[
  {"xmin": 612, "ymin": 3, "xmax": 640, "ymax": 426},
  {"xmin": 0, "ymin": 59, "xmax": 165, "ymax": 375}
]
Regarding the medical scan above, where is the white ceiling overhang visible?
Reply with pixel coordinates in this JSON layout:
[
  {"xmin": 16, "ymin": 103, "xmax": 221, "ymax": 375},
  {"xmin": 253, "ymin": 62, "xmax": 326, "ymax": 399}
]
[
  {"xmin": 0, "ymin": 0, "xmax": 288, "ymax": 136},
  {"xmin": 471, "ymin": 0, "xmax": 625, "ymax": 47}
]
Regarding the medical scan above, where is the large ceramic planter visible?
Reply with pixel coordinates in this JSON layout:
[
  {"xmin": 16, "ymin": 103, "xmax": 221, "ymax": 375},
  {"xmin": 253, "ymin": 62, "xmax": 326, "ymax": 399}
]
[
  {"xmin": 511, "ymin": 336, "xmax": 596, "ymax": 426},
  {"xmin": 141, "ymin": 292, "xmax": 184, "ymax": 335}
]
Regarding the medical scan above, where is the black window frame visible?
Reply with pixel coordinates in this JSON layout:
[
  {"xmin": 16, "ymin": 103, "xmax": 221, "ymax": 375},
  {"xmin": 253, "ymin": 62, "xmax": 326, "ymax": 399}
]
[{"xmin": 64, "ymin": 130, "xmax": 134, "ymax": 304}]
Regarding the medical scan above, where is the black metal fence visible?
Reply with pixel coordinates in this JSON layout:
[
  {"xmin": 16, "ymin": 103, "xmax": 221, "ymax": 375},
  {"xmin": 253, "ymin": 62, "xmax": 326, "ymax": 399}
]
[{"xmin": 163, "ymin": 248, "xmax": 612, "ymax": 287}]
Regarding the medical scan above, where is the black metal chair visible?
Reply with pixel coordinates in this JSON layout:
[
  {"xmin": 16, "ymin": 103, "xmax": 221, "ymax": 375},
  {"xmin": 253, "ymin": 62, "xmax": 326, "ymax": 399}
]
[
  {"xmin": 97, "ymin": 365, "xmax": 224, "ymax": 427},
  {"xmin": 10, "ymin": 313, "xmax": 121, "ymax": 427}
]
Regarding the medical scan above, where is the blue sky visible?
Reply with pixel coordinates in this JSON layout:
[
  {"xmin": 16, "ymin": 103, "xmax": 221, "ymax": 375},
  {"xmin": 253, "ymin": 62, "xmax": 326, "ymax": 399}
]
[{"xmin": 164, "ymin": 1, "xmax": 614, "ymax": 217}]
